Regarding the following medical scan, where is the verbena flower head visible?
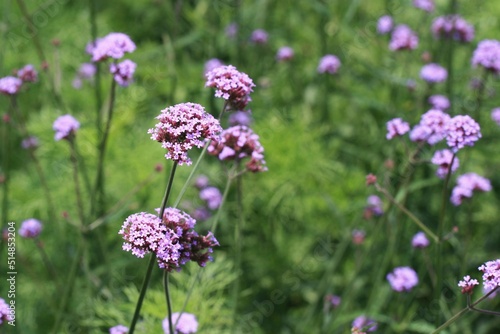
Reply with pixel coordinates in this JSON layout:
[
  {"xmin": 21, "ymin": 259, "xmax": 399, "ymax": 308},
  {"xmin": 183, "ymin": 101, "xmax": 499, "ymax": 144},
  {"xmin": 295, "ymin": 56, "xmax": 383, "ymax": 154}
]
[
  {"xmin": 325, "ymin": 294, "xmax": 341, "ymax": 309},
  {"xmin": 225, "ymin": 22, "xmax": 238, "ymax": 38},
  {"xmin": 431, "ymin": 149, "xmax": 459, "ymax": 179},
  {"xmin": 451, "ymin": 173, "xmax": 491, "ymax": 206},
  {"xmin": 276, "ymin": 46, "xmax": 294, "ymax": 62},
  {"xmin": 444, "ymin": 115, "xmax": 481, "ymax": 152},
  {"xmin": 491, "ymin": 108, "xmax": 500, "ymax": 126},
  {"xmin": 21, "ymin": 136, "xmax": 39, "ymax": 150},
  {"xmin": 229, "ymin": 110, "xmax": 253, "ymax": 127},
  {"xmin": 352, "ymin": 316, "xmax": 378, "ymax": 333},
  {"xmin": 119, "ymin": 212, "xmax": 179, "ymax": 259},
  {"xmin": 110, "ymin": 59, "xmax": 136, "ymax": 87},
  {"xmin": 163, "ymin": 312, "xmax": 198, "ymax": 334},
  {"xmin": 428, "ymin": 94, "xmax": 450, "ymax": 110},
  {"xmin": 458, "ymin": 275, "xmax": 479, "ymax": 295},
  {"xmin": 410, "ymin": 109, "xmax": 450, "ymax": 144},
  {"xmin": 412, "ymin": 232, "xmax": 430, "ymax": 248},
  {"xmin": 250, "ymin": 29, "xmax": 268, "ymax": 44},
  {"xmin": 159, "ymin": 208, "xmax": 219, "ymax": 271},
  {"xmin": 432, "ymin": 15, "xmax": 474, "ymax": 43},
  {"xmin": 0, "ymin": 297, "xmax": 12, "ymax": 325},
  {"xmin": 53, "ymin": 114, "xmax": 80, "ymax": 141},
  {"xmin": 387, "ymin": 266, "xmax": 419, "ymax": 292},
  {"xmin": 91, "ymin": 32, "xmax": 136, "ymax": 62},
  {"xmin": 194, "ymin": 175, "xmax": 210, "ymax": 189},
  {"xmin": 109, "ymin": 324, "xmax": 129, "ymax": 334},
  {"xmin": 413, "ymin": 0, "xmax": 434, "ymax": 12},
  {"xmin": 205, "ymin": 65, "xmax": 255, "ymax": 110},
  {"xmin": 17, "ymin": 64, "xmax": 38, "ymax": 82},
  {"xmin": 0, "ymin": 76, "xmax": 23, "ymax": 95},
  {"xmin": 148, "ymin": 102, "xmax": 222, "ymax": 166},
  {"xmin": 364, "ymin": 195, "xmax": 383, "ymax": 218},
  {"xmin": 479, "ymin": 259, "xmax": 500, "ymax": 291},
  {"xmin": 377, "ymin": 15, "xmax": 393, "ymax": 34},
  {"xmin": 389, "ymin": 25, "xmax": 418, "ymax": 51},
  {"xmin": 79, "ymin": 63, "xmax": 96, "ymax": 79},
  {"xmin": 199, "ymin": 186, "xmax": 222, "ymax": 210},
  {"xmin": 386, "ymin": 118, "xmax": 410, "ymax": 140},
  {"xmin": 471, "ymin": 40, "xmax": 500, "ymax": 74},
  {"xmin": 208, "ymin": 125, "xmax": 267, "ymax": 173},
  {"xmin": 420, "ymin": 63, "xmax": 448, "ymax": 83},
  {"xmin": 317, "ymin": 54, "xmax": 341, "ymax": 74},
  {"xmin": 203, "ymin": 58, "xmax": 224, "ymax": 76},
  {"xmin": 19, "ymin": 218, "xmax": 42, "ymax": 238}
]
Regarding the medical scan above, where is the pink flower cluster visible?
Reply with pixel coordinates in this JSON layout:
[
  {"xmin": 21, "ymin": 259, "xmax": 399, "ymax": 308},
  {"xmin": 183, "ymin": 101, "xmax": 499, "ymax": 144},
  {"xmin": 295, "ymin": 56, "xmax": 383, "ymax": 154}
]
[
  {"xmin": 479, "ymin": 259, "xmax": 500, "ymax": 291},
  {"xmin": 53, "ymin": 114, "xmax": 80, "ymax": 141},
  {"xmin": 377, "ymin": 15, "xmax": 393, "ymax": 35},
  {"xmin": 431, "ymin": 149, "xmax": 459, "ymax": 179},
  {"xmin": 413, "ymin": 0, "xmax": 434, "ymax": 12},
  {"xmin": 148, "ymin": 102, "xmax": 222, "ymax": 165},
  {"xmin": 0, "ymin": 76, "xmax": 23, "ymax": 95},
  {"xmin": 17, "ymin": 64, "xmax": 38, "ymax": 83},
  {"xmin": 0, "ymin": 297, "xmax": 12, "ymax": 325},
  {"xmin": 19, "ymin": 218, "xmax": 43, "ymax": 238},
  {"xmin": 110, "ymin": 59, "xmax": 136, "ymax": 87},
  {"xmin": 420, "ymin": 63, "xmax": 448, "ymax": 83},
  {"xmin": 317, "ymin": 55, "xmax": 341, "ymax": 74},
  {"xmin": 458, "ymin": 275, "xmax": 479, "ymax": 295},
  {"xmin": 389, "ymin": 25, "xmax": 418, "ymax": 51},
  {"xmin": 451, "ymin": 173, "xmax": 491, "ymax": 206},
  {"xmin": 410, "ymin": 109, "xmax": 450, "ymax": 144},
  {"xmin": 432, "ymin": 15, "xmax": 474, "ymax": 43},
  {"xmin": 208, "ymin": 125, "xmax": 267, "ymax": 173},
  {"xmin": 90, "ymin": 32, "xmax": 136, "ymax": 62},
  {"xmin": 387, "ymin": 266, "xmax": 419, "ymax": 292},
  {"xmin": 163, "ymin": 312, "xmax": 198, "ymax": 334},
  {"xmin": 205, "ymin": 65, "xmax": 255, "ymax": 110},
  {"xmin": 471, "ymin": 40, "xmax": 500, "ymax": 74},
  {"xmin": 386, "ymin": 118, "xmax": 410, "ymax": 140},
  {"xmin": 444, "ymin": 115, "xmax": 481, "ymax": 152}
]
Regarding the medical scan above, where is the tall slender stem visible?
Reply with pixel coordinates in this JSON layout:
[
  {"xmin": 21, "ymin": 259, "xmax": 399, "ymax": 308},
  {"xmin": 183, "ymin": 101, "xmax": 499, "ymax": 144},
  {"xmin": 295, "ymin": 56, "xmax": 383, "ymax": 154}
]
[
  {"xmin": 164, "ymin": 272, "xmax": 175, "ymax": 334},
  {"xmin": 69, "ymin": 139, "xmax": 86, "ymax": 228},
  {"xmin": 1, "ymin": 111, "xmax": 10, "ymax": 230},
  {"xmin": 89, "ymin": 0, "xmax": 103, "ymax": 134},
  {"xmin": 232, "ymin": 166, "xmax": 243, "ymax": 322}
]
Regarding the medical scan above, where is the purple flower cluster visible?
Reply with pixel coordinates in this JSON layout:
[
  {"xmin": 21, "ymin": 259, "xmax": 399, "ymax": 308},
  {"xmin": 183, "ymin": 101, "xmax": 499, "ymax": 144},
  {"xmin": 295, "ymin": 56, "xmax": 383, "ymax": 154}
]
[
  {"xmin": 364, "ymin": 195, "xmax": 383, "ymax": 218},
  {"xmin": 431, "ymin": 149, "xmax": 459, "ymax": 179},
  {"xmin": 412, "ymin": 232, "xmax": 430, "ymax": 249},
  {"xmin": 208, "ymin": 125, "xmax": 267, "ymax": 173},
  {"xmin": 110, "ymin": 59, "xmax": 136, "ymax": 87},
  {"xmin": 428, "ymin": 94, "xmax": 450, "ymax": 110},
  {"xmin": 413, "ymin": 0, "xmax": 434, "ymax": 12},
  {"xmin": 451, "ymin": 173, "xmax": 491, "ymax": 206},
  {"xmin": 203, "ymin": 58, "xmax": 224, "ymax": 76},
  {"xmin": 0, "ymin": 297, "xmax": 12, "ymax": 325},
  {"xmin": 148, "ymin": 102, "xmax": 222, "ymax": 165},
  {"xmin": 276, "ymin": 46, "xmax": 294, "ymax": 62},
  {"xmin": 163, "ymin": 312, "xmax": 198, "ymax": 334},
  {"xmin": 229, "ymin": 111, "xmax": 253, "ymax": 127},
  {"xmin": 352, "ymin": 229, "xmax": 365, "ymax": 245},
  {"xmin": 251, "ymin": 29, "xmax": 268, "ymax": 44},
  {"xmin": 471, "ymin": 40, "xmax": 500, "ymax": 74},
  {"xmin": 17, "ymin": 64, "xmax": 38, "ymax": 83},
  {"xmin": 386, "ymin": 118, "xmax": 410, "ymax": 140},
  {"xmin": 205, "ymin": 65, "xmax": 255, "ymax": 110},
  {"xmin": 199, "ymin": 187, "xmax": 222, "ymax": 210},
  {"xmin": 479, "ymin": 259, "xmax": 500, "ymax": 291},
  {"xmin": 410, "ymin": 109, "xmax": 450, "ymax": 144},
  {"xmin": 91, "ymin": 32, "xmax": 136, "ymax": 62},
  {"xmin": 317, "ymin": 54, "xmax": 341, "ymax": 74},
  {"xmin": 324, "ymin": 294, "xmax": 341, "ymax": 309},
  {"xmin": 387, "ymin": 266, "xmax": 419, "ymax": 292},
  {"xmin": 109, "ymin": 324, "xmax": 129, "ymax": 334},
  {"xmin": 491, "ymin": 108, "xmax": 500, "ymax": 126},
  {"xmin": 21, "ymin": 136, "xmax": 39, "ymax": 150},
  {"xmin": 53, "ymin": 114, "xmax": 80, "ymax": 141},
  {"xmin": 389, "ymin": 25, "xmax": 418, "ymax": 51},
  {"xmin": 0, "ymin": 76, "xmax": 23, "ymax": 95},
  {"xmin": 352, "ymin": 316, "xmax": 377, "ymax": 333},
  {"xmin": 420, "ymin": 63, "xmax": 447, "ymax": 83},
  {"xmin": 458, "ymin": 275, "xmax": 479, "ymax": 295},
  {"xmin": 19, "ymin": 218, "xmax": 43, "ymax": 238},
  {"xmin": 73, "ymin": 63, "xmax": 96, "ymax": 89},
  {"xmin": 432, "ymin": 15, "xmax": 474, "ymax": 43},
  {"xmin": 377, "ymin": 15, "xmax": 393, "ymax": 35},
  {"xmin": 444, "ymin": 115, "xmax": 481, "ymax": 152}
]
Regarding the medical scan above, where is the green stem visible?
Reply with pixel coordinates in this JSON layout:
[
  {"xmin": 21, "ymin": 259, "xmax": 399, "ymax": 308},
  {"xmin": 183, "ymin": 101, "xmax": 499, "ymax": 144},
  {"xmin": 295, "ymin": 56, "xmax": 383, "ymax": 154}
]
[
  {"xmin": 35, "ymin": 239, "xmax": 59, "ymax": 284},
  {"xmin": 164, "ymin": 272, "xmax": 175, "ymax": 334},
  {"xmin": 69, "ymin": 139, "xmax": 86, "ymax": 228},
  {"xmin": 1, "ymin": 109, "xmax": 11, "ymax": 230},
  {"xmin": 232, "ymin": 167, "xmax": 243, "ymax": 323},
  {"xmin": 89, "ymin": 0, "xmax": 103, "ymax": 134}
]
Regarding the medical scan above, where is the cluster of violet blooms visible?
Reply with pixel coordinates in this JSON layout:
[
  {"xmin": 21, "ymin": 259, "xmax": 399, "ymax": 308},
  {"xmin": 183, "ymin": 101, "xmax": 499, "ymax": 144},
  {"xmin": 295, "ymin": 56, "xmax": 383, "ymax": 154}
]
[
  {"xmin": 110, "ymin": 311, "xmax": 198, "ymax": 334},
  {"xmin": 0, "ymin": 64, "xmax": 38, "ymax": 96}
]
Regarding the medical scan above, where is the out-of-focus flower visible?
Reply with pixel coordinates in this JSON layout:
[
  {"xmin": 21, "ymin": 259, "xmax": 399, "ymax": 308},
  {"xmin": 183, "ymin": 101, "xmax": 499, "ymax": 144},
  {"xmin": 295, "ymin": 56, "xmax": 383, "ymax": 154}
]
[
  {"xmin": 205, "ymin": 65, "xmax": 255, "ymax": 110},
  {"xmin": 451, "ymin": 173, "xmax": 491, "ymax": 206},
  {"xmin": 420, "ymin": 63, "xmax": 448, "ymax": 83},
  {"xmin": 91, "ymin": 32, "xmax": 136, "ymax": 62},
  {"xmin": 377, "ymin": 15, "xmax": 393, "ymax": 34},
  {"xmin": 352, "ymin": 316, "xmax": 378, "ymax": 333},
  {"xmin": 53, "ymin": 114, "xmax": 80, "ymax": 141},
  {"xmin": 79, "ymin": 63, "xmax": 96, "ymax": 80},
  {"xmin": 479, "ymin": 259, "xmax": 500, "ymax": 291},
  {"xmin": 491, "ymin": 108, "xmax": 500, "ymax": 126},
  {"xmin": 0, "ymin": 76, "xmax": 23, "ymax": 95},
  {"xmin": 317, "ymin": 54, "xmax": 341, "ymax": 74},
  {"xmin": 412, "ymin": 232, "xmax": 430, "ymax": 248},
  {"xmin": 444, "ymin": 115, "xmax": 481, "ymax": 152},
  {"xmin": 386, "ymin": 118, "xmax": 410, "ymax": 140},
  {"xmin": 225, "ymin": 23, "xmax": 238, "ymax": 39},
  {"xmin": 276, "ymin": 46, "xmax": 294, "ymax": 62},
  {"xmin": 203, "ymin": 58, "xmax": 224, "ymax": 76},
  {"xmin": 410, "ymin": 109, "xmax": 450, "ymax": 144},
  {"xmin": 324, "ymin": 294, "xmax": 341, "ymax": 309},
  {"xmin": 148, "ymin": 103, "xmax": 222, "ymax": 166},
  {"xmin": 229, "ymin": 111, "xmax": 253, "ymax": 126},
  {"xmin": 387, "ymin": 266, "xmax": 419, "ymax": 292},
  {"xmin": 352, "ymin": 229, "xmax": 365, "ymax": 245},
  {"xmin": 194, "ymin": 175, "xmax": 210, "ymax": 189},
  {"xmin": 432, "ymin": 15, "xmax": 474, "ymax": 43},
  {"xmin": 366, "ymin": 174, "xmax": 377, "ymax": 186},
  {"xmin": 389, "ymin": 25, "xmax": 418, "ymax": 51},
  {"xmin": 431, "ymin": 149, "xmax": 459, "ymax": 179},
  {"xmin": 458, "ymin": 275, "xmax": 479, "ymax": 295},
  {"xmin": 17, "ymin": 64, "xmax": 38, "ymax": 82},
  {"xmin": 250, "ymin": 29, "xmax": 268, "ymax": 44},
  {"xmin": 428, "ymin": 95, "xmax": 450, "ymax": 110},
  {"xmin": 110, "ymin": 59, "xmax": 136, "ymax": 87},
  {"xmin": 208, "ymin": 125, "xmax": 267, "ymax": 173},
  {"xmin": 364, "ymin": 195, "xmax": 383, "ymax": 219},
  {"xmin": 163, "ymin": 312, "xmax": 198, "ymax": 334},
  {"xmin": 471, "ymin": 40, "xmax": 500, "ymax": 74},
  {"xmin": 199, "ymin": 186, "xmax": 222, "ymax": 210},
  {"xmin": 21, "ymin": 136, "xmax": 39, "ymax": 150},
  {"xmin": 19, "ymin": 218, "xmax": 42, "ymax": 238},
  {"xmin": 109, "ymin": 324, "xmax": 129, "ymax": 334},
  {"xmin": 0, "ymin": 297, "xmax": 12, "ymax": 325},
  {"xmin": 413, "ymin": 0, "xmax": 434, "ymax": 12}
]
